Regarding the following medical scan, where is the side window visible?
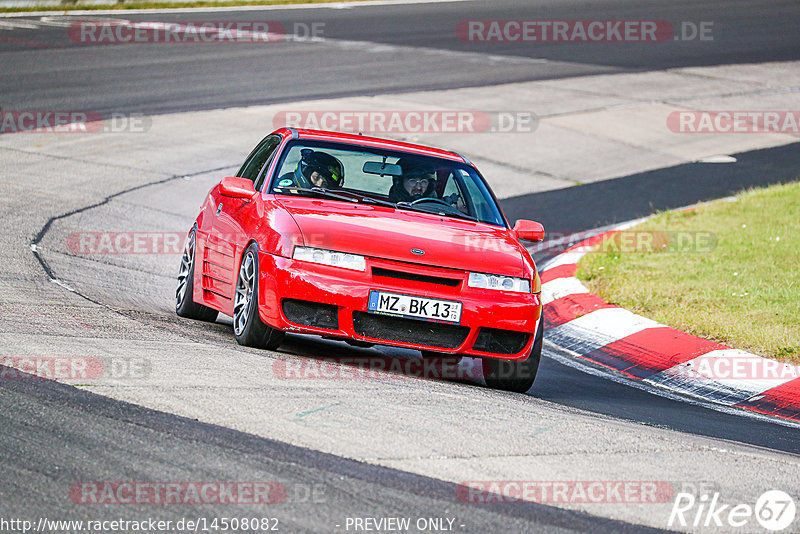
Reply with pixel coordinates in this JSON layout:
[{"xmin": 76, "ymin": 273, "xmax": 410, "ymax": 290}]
[
  {"xmin": 460, "ymin": 170, "xmax": 500, "ymax": 224},
  {"xmin": 465, "ymin": 181, "xmax": 489, "ymax": 220},
  {"xmin": 237, "ymin": 135, "xmax": 280, "ymax": 184},
  {"xmin": 441, "ymin": 173, "xmax": 461, "ymax": 201},
  {"xmin": 441, "ymin": 172, "xmax": 471, "ymax": 216},
  {"xmin": 253, "ymin": 149, "xmax": 279, "ymax": 192}
]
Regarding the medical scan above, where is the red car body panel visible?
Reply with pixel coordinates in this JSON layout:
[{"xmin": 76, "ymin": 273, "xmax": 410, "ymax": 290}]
[
  {"xmin": 275, "ymin": 196, "xmax": 525, "ymax": 275},
  {"xmin": 190, "ymin": 128, "xmax": 542, "ymax": 360}
]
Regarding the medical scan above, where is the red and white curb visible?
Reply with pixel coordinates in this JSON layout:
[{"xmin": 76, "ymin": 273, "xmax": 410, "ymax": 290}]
[{"xmin": 538, "ymin": 224, "xmax": 800, "ymax": 424}]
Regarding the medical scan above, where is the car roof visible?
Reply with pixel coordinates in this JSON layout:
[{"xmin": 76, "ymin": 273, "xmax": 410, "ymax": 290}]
[{"xmin": 274, "ymin": 128, "xmax": 467, "ymax": 163}]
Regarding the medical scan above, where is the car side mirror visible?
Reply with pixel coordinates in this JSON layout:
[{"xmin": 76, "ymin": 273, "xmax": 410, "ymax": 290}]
[
  {"xmin": 513, "ymin": 219, "xmax": 545, "ymax": 242},
  {"xmin": 219, "ymin": 176, "xmax": 257, "ymax": 199}
]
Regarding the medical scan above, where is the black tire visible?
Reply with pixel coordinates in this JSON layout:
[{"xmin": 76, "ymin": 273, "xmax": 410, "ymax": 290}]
[
  {"xmin": 482, "ymin": 312, "xmax": 543, "ymax": 393},
  {"xmin": 233, "ymin": 243, "xmax": 284, "ymax": 351},
  {"xmin": 176, "ymin": 227, "xmax": 218, "ymax": 322}
]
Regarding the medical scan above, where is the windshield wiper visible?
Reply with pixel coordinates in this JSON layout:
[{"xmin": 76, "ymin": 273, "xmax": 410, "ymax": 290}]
[
  {"xmin": 308, "ymin": 188, "xmax": 400, "ymax": 208},
  {"xmin": 278, "ymin": 187, "xmax": 477, "ymax": 221},
  {"xmin": 395, "ymin": 201, "xmax": 478, "ymax": 222},
  {"xmin": 341, "ymin": 191, "xmax": 396, "ymax": 208},
  {"xmin": 309, "ymin": 187, "xmax": 361, "ymax": 202},
  {"xmin": 277, "ymin": 187, "xmax": 400, "ymax": 208},
  {"xmin": 275, "ymin": 186, "xmax": 358, "ymax": 203},
  {"xmin": 441, "ymin": 210, "xmax": 478, "ymax": 222}
]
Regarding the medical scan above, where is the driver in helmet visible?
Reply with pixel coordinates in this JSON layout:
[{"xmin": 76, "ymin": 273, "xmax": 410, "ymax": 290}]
[
  {"xmin": 388, "ymin": 158, "xmax": 437, "ymax": 203},
  {"xmin": 279, "ymin": 148, "xmax": 345, "ymax": 189}
]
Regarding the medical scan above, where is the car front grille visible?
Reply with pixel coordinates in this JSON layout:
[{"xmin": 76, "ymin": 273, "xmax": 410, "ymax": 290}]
[
  {"xmin": 372, "ymin": 267, "xmax": 461, "ymax": 287},
  {"xmin": 472, "ymin": 327, "xmax": 530, "ymax": 355},
  {"xmin": 352, "ymin": 311, "xmax": 469, "ymax": 349},
  {"xmin": 282, "ymin": 299, "xmax": 339, "ymax": 330}
]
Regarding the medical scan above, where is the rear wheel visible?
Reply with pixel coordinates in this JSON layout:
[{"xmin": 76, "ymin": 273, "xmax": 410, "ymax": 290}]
[
  {"xmin": 233, "ymin": 244, "xmax": 284, "ymax": 351},
  {"xmin": 483, "ymin": 312, "xmax": 543, "ymax": 393},
  {"xmin": 176, "ymin": 227, "xmax": 218, "ymax": 322}
]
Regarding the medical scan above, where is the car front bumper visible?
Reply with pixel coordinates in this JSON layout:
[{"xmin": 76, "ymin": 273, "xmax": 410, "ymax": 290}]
[{"xmin": 257, "ymin": 252, "xmax": 542, "ymax": 360}]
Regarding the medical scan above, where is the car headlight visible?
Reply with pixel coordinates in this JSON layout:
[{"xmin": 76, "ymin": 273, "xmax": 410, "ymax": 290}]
[
  {"xmin": 292, "ymin": 247, "xmax": 366, "ymax": 271},
  {"xmin": 468, "ymin": 272, "xmax": 531, "ymax": 293}
]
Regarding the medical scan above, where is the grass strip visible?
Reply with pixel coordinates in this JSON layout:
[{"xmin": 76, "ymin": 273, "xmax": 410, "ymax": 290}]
[{"xmin": 577, "ymin": 180, "xmax": 800, "ymax": 364}]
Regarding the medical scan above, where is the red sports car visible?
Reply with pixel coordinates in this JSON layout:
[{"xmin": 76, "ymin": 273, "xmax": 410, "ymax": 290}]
[{"xmin": 176, "ymin": 128, "xmax": 545, "ymax": 392}]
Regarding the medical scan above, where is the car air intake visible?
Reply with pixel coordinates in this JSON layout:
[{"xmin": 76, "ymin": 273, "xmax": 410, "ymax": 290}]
[
  {"xmin": 372, "ymin": 267, "xmax": 461, "ymax": 287},
  {"xmin": 352, "ymin": 312, "xmax": 469, "ymax": 349},
  {"xmin": 282, "ymin": 299, "xmax": 339, "ymax": 330},
  {"xmin": 473, "ymin": 328, "xmax": 530, "ymax": 355}
]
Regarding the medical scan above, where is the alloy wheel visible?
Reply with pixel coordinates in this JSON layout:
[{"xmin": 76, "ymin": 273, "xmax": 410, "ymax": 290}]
[
  {"xmin": 233, "ymin": 252, "xmax": 255, "ymax": 336},
  {"xmin": 176, "ymin": 230, "xmax": 195, "ymax": 309}
]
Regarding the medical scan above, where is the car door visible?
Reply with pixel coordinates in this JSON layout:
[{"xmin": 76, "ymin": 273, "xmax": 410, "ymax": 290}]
[{"xmin": 204, "ymin": 135, "xmax": 281, "ymax": 312}]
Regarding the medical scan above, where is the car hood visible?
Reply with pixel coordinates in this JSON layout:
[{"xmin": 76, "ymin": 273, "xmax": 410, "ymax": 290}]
[{"xmin": 276, "ymin": 196, "xmax": 525, "ymax": 276}]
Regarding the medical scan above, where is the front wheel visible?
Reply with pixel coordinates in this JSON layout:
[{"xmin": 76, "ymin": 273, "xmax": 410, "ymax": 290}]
[
  {"xmin": 482, "ymin": 312, "xmax": 543, "ymax": 393},
  {"xmin": 176, "ymin": 227, "xmax": 218, "ymax": 322},
  {"xmin": 233, "ymin": 244, "xmax": 284, "ymax": 351}
]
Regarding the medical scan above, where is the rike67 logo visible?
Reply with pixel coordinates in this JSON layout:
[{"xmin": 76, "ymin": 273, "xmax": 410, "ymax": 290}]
[{"xmin": 669, "ymin": 490, "xmax": 796, "ymax": 531}]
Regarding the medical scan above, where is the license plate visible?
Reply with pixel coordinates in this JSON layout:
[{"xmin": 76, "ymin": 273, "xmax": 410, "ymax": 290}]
[{"xmin": 367, "ymin": 290, "xmax": 462, "ymax": 324}]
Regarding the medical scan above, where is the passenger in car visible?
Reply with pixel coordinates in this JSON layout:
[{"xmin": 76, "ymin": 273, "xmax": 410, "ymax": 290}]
[{"xmin": 279, "ymin": 148, "xmax": 345, "ymax": 189}]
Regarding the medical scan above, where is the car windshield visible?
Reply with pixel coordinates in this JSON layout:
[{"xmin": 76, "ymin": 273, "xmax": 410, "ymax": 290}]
[{"xmin": 269, "ymin": 140, "xmax": 506, "ymax": 227}]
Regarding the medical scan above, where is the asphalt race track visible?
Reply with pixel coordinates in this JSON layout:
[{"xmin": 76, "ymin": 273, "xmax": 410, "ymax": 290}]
[
  {"xmin": 1, "ymin": 0, "xmax": 799, "ymax": 115},
  {"xmin": 1, "ymin": 1, "xmax": 800, "ymax": 532}
]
